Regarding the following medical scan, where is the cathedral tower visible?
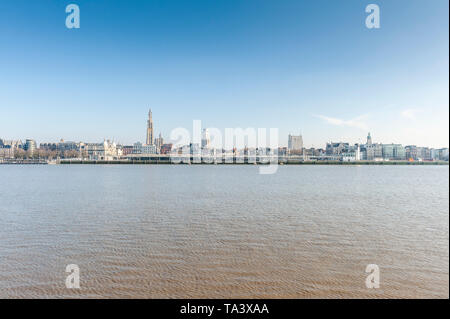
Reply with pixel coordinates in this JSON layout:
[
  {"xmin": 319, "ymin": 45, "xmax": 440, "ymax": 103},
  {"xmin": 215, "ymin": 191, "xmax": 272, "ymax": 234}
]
[{"xmin": 146, "ymin": 109, "xmax": 154, "ymax": 145}]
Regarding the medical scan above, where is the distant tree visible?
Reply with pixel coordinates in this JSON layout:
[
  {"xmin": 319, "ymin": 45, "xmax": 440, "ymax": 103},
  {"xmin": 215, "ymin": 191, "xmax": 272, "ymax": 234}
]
[
  {"xmin": 36, "ymin": 149, "xmax": 51, "ymax": 159},
  {"xmin": 49, "ymin": 150, "xmax": 58, "ymax": 160},
  {"xmin": 14, "ymin": 149, "xmax": 26, "ymax": 159},
  {"xmin": 63, "ymin": 150, "xmax": 79, "ymax": 158}
]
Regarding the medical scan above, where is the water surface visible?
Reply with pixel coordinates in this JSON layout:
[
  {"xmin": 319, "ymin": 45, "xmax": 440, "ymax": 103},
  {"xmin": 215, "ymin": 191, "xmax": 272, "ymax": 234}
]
[{"xmin": 0, "ymin": 165, "xmax": 448, "ymax": 298}]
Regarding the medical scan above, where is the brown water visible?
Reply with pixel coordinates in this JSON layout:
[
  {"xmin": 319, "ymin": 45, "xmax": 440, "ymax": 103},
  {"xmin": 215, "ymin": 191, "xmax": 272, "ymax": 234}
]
[{"xmin": 0, "ymin": 165, "xmax": 448, "ymax": 298}]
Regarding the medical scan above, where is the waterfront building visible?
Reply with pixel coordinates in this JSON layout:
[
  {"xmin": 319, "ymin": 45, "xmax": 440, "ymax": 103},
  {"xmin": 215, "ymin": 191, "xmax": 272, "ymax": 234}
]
[
  {"xmin": 40, "ymin": 143, "xmax": 57, "ymax": 151},
  {"xmin": 437, "ymin": 148, "xmax": 449, "ymax": 161},
  {"xmin": 0, "ymin": 145, "xmax": 14, "ymax": 159},
  {"xmin": 116, "ymin": 145, "xmax": 123, "ymax": 157},
  {"xmin": 39, "ymin": 140, "xmax": 82, "ymax": 157},
  {"xmin": 359, "ymin": 144, "xmax": 367, "ymax": 160},
  {"xmin": 278, "ymin": 147, "xmax": 288, "ymax": 156},
  {"xmin": 303, "ymin": 148, "xmax": 323, "ymax": 160},
  {"xmin": 431, "ymin": 148, "xmax": 439, "ymax": 161},
  {"xmin": 382, "ymin": 144, "xmax": 396, "ymax": 160},
  {"xmin": 393, "ymin": 144, "xmax": 406, "ymax": 160},
  {"xmin": 288, "ymin": 134, "xmax": 303, "ymax": 153},
  {"xmin": 102, "ymin": 140, "xmax": 118, "ymax": 160},
  {"xmin": 417, "ymin": 147, "xmax": 432, "ymax": 161},
  {"xmin": 315, "ymin": 148, "xmax": 325, "ymax": 156},
  {"xmin": 0, "ymin": 140, "xmax": 19, "ymax": 161},
  {"xmin": 341, "ymin": 152, "xmax": 357, "ymax": 162},
  {"xmin": 142, "ymin": 144, "xmax": 157, "ymax": 154},
  {"xmin": 338, "ymin": 144, "xmax": 361, "ymax": 162},
  {"xmin": 122, "ymin": 145, "xmax": 134, "ymax": 156},
  {"xmin": 85, "ymin": 140, "xmax": 118, "ymax": 160},
  {"xmin": 146, "ymin": 109, "xmax": 154, "ymax": 145},
  {"xmin": 406, "ymin": 146, "xmax": 432, "ymax": 161},
  {"xmin": 23, "ymin": 139, "xmax": 37, "ymax": 154},
  {"xmin": 57, "ymin": 140, "xmax": 79, "ymax": 152},
  {"xmin": 326, "ymin": 142, "xmax": 349, "ymax": 155},
  {"xmin": 405, "ymin": 145, "xmax": 418, "ymax": 160},
  {"xmin": 365, "ymin": 143, "xmax": 383, "ymax": 160},
  {"xmin": 355, "ymin": 144, "xmax": 361, "ymax": 161},
  {"xmin": 133, "ymin": 142, "xmax": 143, "ymax": 154},
  {"xmin": 361, "ymin": 133, "xmax": 384, "ymax": 161},
  {"xmin": 132, "ymin": 142, "xmax": 158, "ymax": 155}
]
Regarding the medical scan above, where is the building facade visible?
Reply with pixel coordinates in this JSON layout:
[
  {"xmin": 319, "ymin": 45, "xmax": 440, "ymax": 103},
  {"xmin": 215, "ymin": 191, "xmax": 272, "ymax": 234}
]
[
  {"xmin": 288, "ymin": 134, "xmax": 303, "ymax": 151},
  {"xmin": 84, "ymin": 140, "xmax": 118, "ymax": 160},
  {"xmin": 160, "ymin": 143, "xmax": 173, "ymax": 155},
  {"xmin": 23, "ymin": 139, "xmax": 37, "ymax": 154},
  {"xmin": 142, "ymin": 144, "xmax": 157, "ymax": 154},
  {"xmin": 133, "ymin": 142, "xmax": 143, "ymax": 154},
  {"xmin": 122, "ymin": 145, "xmax": 134, "ymax": 156},
  {"xmin": 326, "ymin": 142, "xmax": 349, "ymax": 155}
]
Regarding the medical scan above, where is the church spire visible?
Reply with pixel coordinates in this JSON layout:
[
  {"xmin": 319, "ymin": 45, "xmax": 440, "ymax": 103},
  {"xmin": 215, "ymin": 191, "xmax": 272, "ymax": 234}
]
[{"xmin": 146, "ymin": 108, "xmax": 154, "ymax": 145}]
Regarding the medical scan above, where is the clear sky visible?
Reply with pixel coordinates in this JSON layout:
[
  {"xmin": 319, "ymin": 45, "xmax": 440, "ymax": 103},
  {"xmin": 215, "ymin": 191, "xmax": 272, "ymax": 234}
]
[{"xmin": 0, "ymin": 0, "xmax": 448, "ymax": 148}]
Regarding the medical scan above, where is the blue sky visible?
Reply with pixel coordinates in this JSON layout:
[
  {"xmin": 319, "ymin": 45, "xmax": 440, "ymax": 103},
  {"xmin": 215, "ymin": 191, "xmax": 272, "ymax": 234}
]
[{"xmin": 0, "ymin": 0, "xmax": 448, "ymax": 148}]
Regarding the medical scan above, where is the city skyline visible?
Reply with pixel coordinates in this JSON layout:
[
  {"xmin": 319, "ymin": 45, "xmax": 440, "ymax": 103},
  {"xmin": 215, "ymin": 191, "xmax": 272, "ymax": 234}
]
[
  {"xmin": 1, "ymin": 107, "xmax": 449, "ymax": 150},
  {"xmin": 0, "ymin": 0, "xmax": 448, "ymax": 148}
]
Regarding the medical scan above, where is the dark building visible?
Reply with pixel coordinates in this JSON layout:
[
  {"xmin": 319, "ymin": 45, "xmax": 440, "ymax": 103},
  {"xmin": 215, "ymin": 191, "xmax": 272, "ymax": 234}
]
[
  {"xmin": 160, "ymin": 143, "xmax": 173, "ymax": 155},
  {"xmin": 122, "ymin": 145, "xmax": 134, "ymax": 156},
  {"xmin": 40, "ymin": 143, "xmax": 58, "ymax": 151},
  {"xmin": 326, "ymin": 142, "xmax": 350, "ymax": 155}
]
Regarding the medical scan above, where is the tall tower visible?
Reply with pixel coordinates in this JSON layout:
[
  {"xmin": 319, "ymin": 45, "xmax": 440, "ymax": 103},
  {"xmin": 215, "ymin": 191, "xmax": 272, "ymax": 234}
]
[
  {"xmin": 146, "ymin": 109, "xmax": 154, "ymax": 145},
  {"xmin": 367, "ymin": 132, "xmax": 372, "ymax": 146},
  {"xmin": 155, "ymin": 132, "xmax": 163, "ymax": 152},
  {"xmin": 288, "ymin": 133, "xmax": 303, "ymax": 151},
  {"xmin": 201, "ymin": 129, "xmax": 210, "ymax": 149}
]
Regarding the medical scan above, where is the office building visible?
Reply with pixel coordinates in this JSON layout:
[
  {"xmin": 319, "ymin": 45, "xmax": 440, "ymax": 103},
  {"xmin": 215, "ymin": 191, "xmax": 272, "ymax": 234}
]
[
  {"xmin": 23, "ymin": 139, "xmax": 37, "ymax": 154},
  {"xmin": 288, "ymin": 134, "xmax": 303, "ymax": 155}
]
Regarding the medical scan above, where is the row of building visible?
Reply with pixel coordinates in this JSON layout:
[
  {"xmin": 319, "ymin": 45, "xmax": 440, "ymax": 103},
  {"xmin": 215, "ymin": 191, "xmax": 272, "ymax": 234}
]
[
  {"xmin": 1, "ymin": 110, "xmax": 448, "ymax": 162},
  {"xmin": 0, "ymin": 110, "xmax": 173, "ymax": 161},
  {"xmin": 0, "ymin": 138, "xmax": 37, "ymax": 158},
  {"xmin": 0, "ymin": 138, "xmax": 175, "ymax": 161},
  {"xmin": 285, "ymin": 132, "xmax": 449, "ymax": 162}
]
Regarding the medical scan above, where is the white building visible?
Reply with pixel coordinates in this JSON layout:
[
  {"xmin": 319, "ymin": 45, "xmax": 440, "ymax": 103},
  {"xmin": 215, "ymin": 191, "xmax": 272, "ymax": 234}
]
[
  {"xmin": 0, "ymin": 140, "xmax": 20, "ymax": 159},
  {"xmin": 85, "ymin": 140, "xmax": 118, "ymax": 160},
  {"xmin": 142, "ymin": 144, "xmax": 157, "ymax": 154},
  {"xmin": 0, "ymin": 147, "xmax": 14, "ymax": 159},
  {"xmin": 133, "ymin": 142, "xmax": 142, "ymax": 154},
  {"xmin": 132, "ymin": 142, "xmax": 157, "ymax": 155}
]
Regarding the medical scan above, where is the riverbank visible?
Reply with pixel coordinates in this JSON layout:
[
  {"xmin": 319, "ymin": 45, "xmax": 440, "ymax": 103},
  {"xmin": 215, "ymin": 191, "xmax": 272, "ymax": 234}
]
[
  {"xmin": 58, "ymin": 159, "xmax": 449, "ymax": 165},
  {"xmin": 0, "ymin": 159, "xmax": 48, "ymax": 165},
  {"xmin": 2, "ymin": 158, "xmax": 448, "ymax": 165}
]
